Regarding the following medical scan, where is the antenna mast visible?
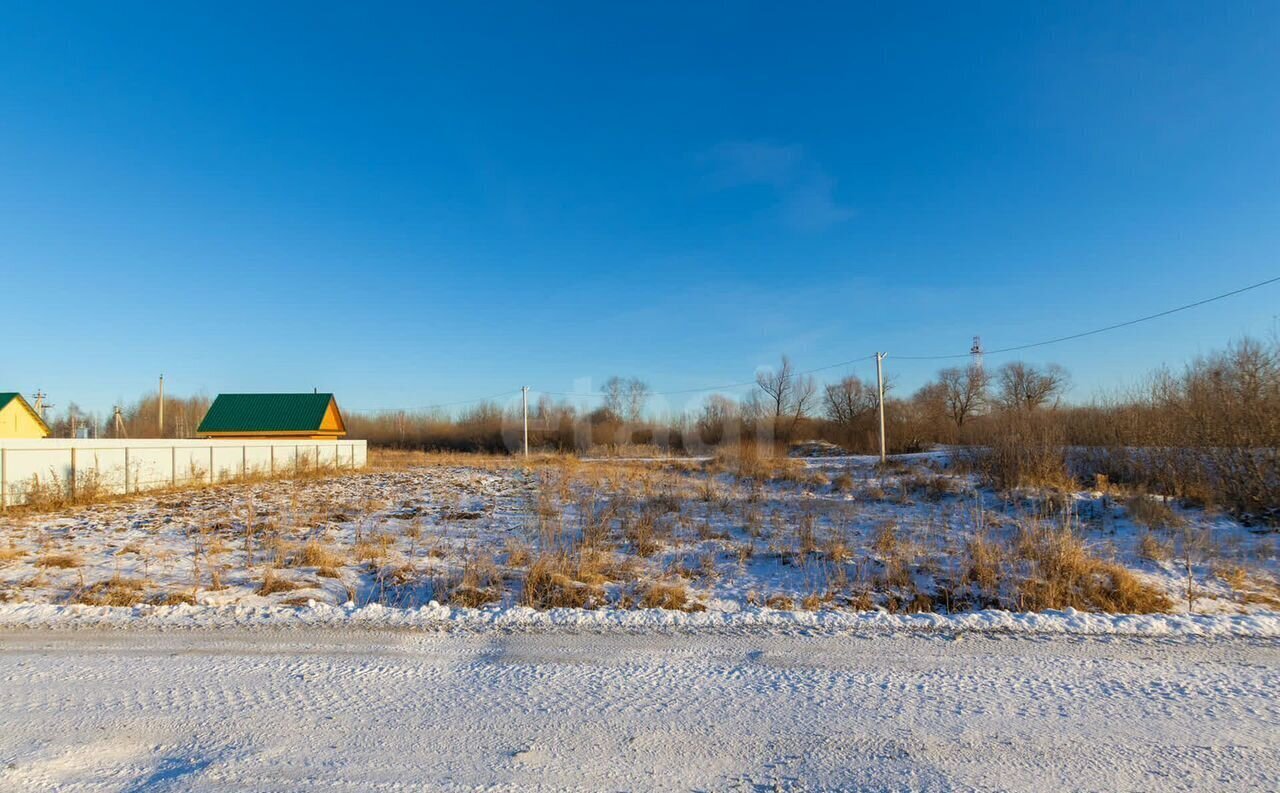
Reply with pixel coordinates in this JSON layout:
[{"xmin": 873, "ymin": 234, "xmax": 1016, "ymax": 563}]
[{"xmin": 969, "ymin": 336, "xmax": 984, "ymax": 376}]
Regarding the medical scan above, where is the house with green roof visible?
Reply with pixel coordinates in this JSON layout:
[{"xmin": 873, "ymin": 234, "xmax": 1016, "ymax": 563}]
[
  {"xmin": 0, "ymin": 393, "xmax": 50, "ymax": 439},
  {"xmin": 0, "ymin": 393, "xmax": 51, "ymax": 442},
  {"xmin": 196, "ymin": 393, "xmax": 348, "ymax": 440}
]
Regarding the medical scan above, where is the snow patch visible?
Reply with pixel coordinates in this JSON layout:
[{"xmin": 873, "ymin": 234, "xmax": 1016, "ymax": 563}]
[{"xmin": 0, "ymin": 601, "xmax": 1276, "ymax": 637}]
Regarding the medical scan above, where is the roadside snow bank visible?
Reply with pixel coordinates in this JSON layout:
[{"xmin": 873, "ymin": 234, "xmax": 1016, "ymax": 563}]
[{"xmin": 1, "ymin": 601, "xmax": 1277, "ymax": 637}]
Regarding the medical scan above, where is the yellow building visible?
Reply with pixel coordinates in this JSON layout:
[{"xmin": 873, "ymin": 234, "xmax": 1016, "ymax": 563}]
[{"xmin": 0, "ymin": 393, "xmax": 51, "ymax": 439}]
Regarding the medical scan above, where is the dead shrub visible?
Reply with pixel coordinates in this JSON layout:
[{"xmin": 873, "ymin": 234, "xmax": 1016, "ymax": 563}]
[
  {"xmin": 38, "ymin": 552, "xmax": 81, "ymax": 569},
  {"xmin": 1013, "ymin": 525, "xmax": 1171, "ymax": 613},
  {"xmin": 765, "ymin": 593, "xmax": 795, "ymax": 610},
  {"xmin": 1138, "ymin": 532, "xmax": 1173, "ymax": 562},
  {"xmin": 353, "ymin": 537, "xmax": 391, "ymax": 562},
  {"xmin": 964, "ymin": 533, "xmax": 1004, "ymax": 592},
  {"xmin": 1213, "ymin": 564, "xmax": 1249, "ymax": 592},
  {"xmin": 832, "ymin": 472, "xmax": 855, "ymax": 493},
  {"xmin": 299, "ymin": 540, "xmax": 344, "ymax": 570},
  {"xmin": 823, "ymin": 534, "xmax": 851, "ymax": 564},
  {"xmin": 152, "ymin": 590, "xmax": 198, "ymax": 606},
  {"xmin": 505, "ymin": 538, "xmax": 532, "ymax": 567},
  {"xmin": 521, "ymin": 552, "xmax": 605, "ymax": 609},
  {"xmin": 871, "ymin": 522, "xmax": 899, "ymax": 557},
  {"xmin": 74, "ymin": 575, "xmax": 146, "ymax": 607},
  {"xmin": 623, "ymin": 509, "xmax": 662, "ymax": 557},
  {"xmin": 257, "ymin": 569, "xmax": 301, "ymax": 596},
  {"xmin": 446, "ymin": 553, "xmax": 502, "ymax": 608},
  {"xmin": 639, "ymin": 579, "xmax": 702, "ymax": 611},
  {"xmin": 978, "ymin": 413, "xmax": 1076, "ymax": 491},
  {"xmin": 1126, "ymin": 495, "xmax": 1184, "ymax": 530}
]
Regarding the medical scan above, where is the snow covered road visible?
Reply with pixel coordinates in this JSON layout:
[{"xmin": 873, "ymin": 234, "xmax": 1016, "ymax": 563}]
[{"xmin": 0, "ymin": 628, "xmax": 1276, "ymax": 791}]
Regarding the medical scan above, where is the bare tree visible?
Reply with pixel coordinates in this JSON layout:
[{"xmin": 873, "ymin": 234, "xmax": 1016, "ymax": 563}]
[
  {"xmin": 938, "ymin": 366, "xmax": 988, "ymax": 427},
  {"xmin": 601, "ymin": 376, "xmax": 650, "ymax": 423},
  {"xmin": 824, "ymin": 376, "xmax": 879, "ymax": 449},
  {"xmin": 624, "ymin": 378, "xmax": 649, "ymax": 423},
  {"xmin": 756, "ymin": 355, "xmax": 816, "ymax": 442},
  {"xmin": 995, "ymin": 362, "xmax": 1069, "ymax": 411},
  {"xmin": 824, "ymin": 376, "xmax": 878, "ymax": 425},
  {"xmin": 696, "ymin": 394, "xmax": 740, "ymax": 445},
  {"xmin": 601, "ymin": 376, "xmax": 627, "ymax": 419},
  {"xmin": 756, "ymin": 356, "xmax": 797, "ymax": 419}
]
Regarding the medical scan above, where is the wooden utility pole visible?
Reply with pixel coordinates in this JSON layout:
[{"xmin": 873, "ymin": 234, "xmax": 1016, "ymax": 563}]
[
  {"xmin": 521, "ymin": 386, "xmax": 530, "ymax": 458},
  {"xmin": 158, "ymin": 374, "xmax": 164, "ymax": 438},
  {"xmin": 875, "ymin": 352, "xmax": 887, "ymax": 464}
]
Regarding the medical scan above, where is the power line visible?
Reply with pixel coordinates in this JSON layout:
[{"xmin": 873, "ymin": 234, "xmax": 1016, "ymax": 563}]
[
  {"xmin": 347, "ymin": 274, "xmax": 1278, "ymax": 412},
  {"xmin": 893, "ymin": 274, "xmax": 1280, "ymax": 361},
  {"xmin": 535, "ymin": 354, "xmax": 879, "ymax": 399},
  {"xmin": 350, "ymin": 390, "xmax": 522, "ymax": 413}
]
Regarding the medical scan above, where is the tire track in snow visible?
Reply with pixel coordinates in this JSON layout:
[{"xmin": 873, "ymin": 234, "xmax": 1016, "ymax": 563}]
[{"xmin": 0, "ymin": 630, "xmax": 1276, "ymax": 791}]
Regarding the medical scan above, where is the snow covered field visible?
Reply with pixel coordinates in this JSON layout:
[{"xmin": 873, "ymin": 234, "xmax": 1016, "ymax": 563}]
[
  {"xmin": 1, "ymin": 454, "xmax": 1278, "ymax": 790},
  {"xmin": 0, "ymin": 626, "xmax": 1276, "ymax": 791},
  {"xmin": 1, "ymin": 451, "xmax": 1276, "ymax": 617}
]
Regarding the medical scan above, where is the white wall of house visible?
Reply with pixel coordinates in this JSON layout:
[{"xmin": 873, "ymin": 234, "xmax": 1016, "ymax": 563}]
[{"xmin": 0, "ymin": 438, "xmax": 368, "ymax": 507}]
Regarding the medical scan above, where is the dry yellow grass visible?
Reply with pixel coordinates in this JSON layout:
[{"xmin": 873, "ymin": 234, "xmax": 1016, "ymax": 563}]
[
  {"xmin": 1126, "ymin": 495, "xmax": 1185, "ymax": 530},
  {"xmin": 152, "ymin": 590, "xmax": 198, "ymax": 606},
  {"xmin": 299, "ymin": 540, "xmax": 345, "ymax": 570},
  {"xmin": 257, "ymin": 569, "xmax": 301, "ymax": 596},
  {"xmin": 1014, "ymin": 525, "xmax": 1171, "ymax": 613},
  {"xmin": 964, "ymin": 533, "xmax": 1004, "ymax": 591},
  {"xmin": 1138, "ymin": 532, "xmax": 1173, "ymax": 562},
  {"xmin": 639, "ymin": 579, "xmax": 701, "ymax": 611},
  {"xmin": 38, "ymin": 552, "xmax": 82, "ymax": 569},
  {"xmin": 353, "ymin": 536, "xmax": 391, "ymax": 562},
  {"xmin": 74, "ymin": 575, "xmax": 147, "ymax": 607},
  {"xmin": 765, "ymin": 593, "xmax": 795, "ymax": 610},
  {"xmin": 521, "ymin": 551, "xmax": 608, "ymax": 609}
]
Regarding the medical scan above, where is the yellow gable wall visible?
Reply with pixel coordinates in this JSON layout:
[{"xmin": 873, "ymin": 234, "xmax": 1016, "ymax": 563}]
[
  {"xmin": 319, "ymin": 400, "xmax": 346, "ymax": 433},
  {"xmin": 0, "ymin": 401, "xmax": 49, "ymax": 439}
]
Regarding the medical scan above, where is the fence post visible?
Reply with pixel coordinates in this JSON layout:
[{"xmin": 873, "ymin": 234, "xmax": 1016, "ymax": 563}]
[
  {"xmin": 209, "ymin": 446, "xmax": 215, "ymax": 484},
  {"xmin": 269, "ymin": 446, "xmax": 275, "ymax": 475},
  {"xmin": 171, "ymin": 446, "xmax": 177, "ymax": 487},
  {"xmin": 0, "ymin": 446, "xmax": 6, "ymax": 509},
  {"xmin": 242, "ymin": 445, "xmax": 247, "ymax": 479},
  {"xmin": 123, "ymin": 447, "xmax": 130, "ymax": 494},
  {"xmin": 69, "ymin": 447, "xmax": 77, "ymax": 500}
]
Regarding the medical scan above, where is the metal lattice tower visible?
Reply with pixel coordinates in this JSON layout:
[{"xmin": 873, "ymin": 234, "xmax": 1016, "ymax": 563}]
[{"xmin": 969, "ymin": 336, "xmax": 984, "ymax": 375}]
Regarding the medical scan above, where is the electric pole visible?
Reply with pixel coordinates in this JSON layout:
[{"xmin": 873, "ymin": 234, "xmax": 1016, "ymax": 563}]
[
  {"xmin": 158, "ymin": 374, "xmax": 164, "ymax": 438},
  {"xmin": 875, "ymin": 352, "xmax": 887, "ymax": 464},
  {"xmin": 521, "ymin": 386, "xmax": 530, "ymax": 458},
  {"xmin": 113, "ymin": 406, "xmax": 127, "ymax": 439},
  {"xmin": 33, "ymin": 390, "xmax": 51, "ymax": 420}
]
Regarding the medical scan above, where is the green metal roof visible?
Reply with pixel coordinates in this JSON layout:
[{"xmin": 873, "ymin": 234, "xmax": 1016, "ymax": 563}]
[
  {"xmin": 197, "ymin": 393, "xmax": 338, "ymax": 434},
  {"xmin": 0, "ymin": 393, "xmax": 19, "ymax": 412}
]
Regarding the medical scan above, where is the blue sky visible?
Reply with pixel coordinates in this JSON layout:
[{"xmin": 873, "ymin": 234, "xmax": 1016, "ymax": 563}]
[{"xmin": 2, "ymin": 3, "xmax": 1277, "ymax": 418}]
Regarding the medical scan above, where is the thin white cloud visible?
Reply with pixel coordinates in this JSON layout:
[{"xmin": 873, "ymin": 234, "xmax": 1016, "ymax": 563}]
[{"xmin": 705, "ymin": 141, "xmax": 855, "ymax": 231}]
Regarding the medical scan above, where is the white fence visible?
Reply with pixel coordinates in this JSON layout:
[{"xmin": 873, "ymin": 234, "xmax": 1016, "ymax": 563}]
[{"xmin": 0, "ymin": 438, "xmax": 368, "ymax": 508}]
